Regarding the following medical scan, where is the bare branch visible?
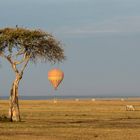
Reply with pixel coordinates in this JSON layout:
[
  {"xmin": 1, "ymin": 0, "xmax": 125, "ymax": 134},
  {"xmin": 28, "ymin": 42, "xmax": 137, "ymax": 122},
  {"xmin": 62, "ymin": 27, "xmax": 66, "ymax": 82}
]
[
  {"xmin": 0, "ymin": 52, "xmax": 19, "ymax": 73},
  {"xmin": 20, "ymin": 54, "xmax": 31, "ymax": 74},
  {"xmin": 8, "ymin": 58, "xmax": 19, "ymax": 74},
  {"xmin": 14, "ymin": 47, "xmax": 25, "ymax": 57},
  {"xmin": 13, "ymin": 52, "xmax": 27, "ymax": 65},
  {"xmin": 0, "ymin": 52, "xmax": 8, "ymax": 60}
]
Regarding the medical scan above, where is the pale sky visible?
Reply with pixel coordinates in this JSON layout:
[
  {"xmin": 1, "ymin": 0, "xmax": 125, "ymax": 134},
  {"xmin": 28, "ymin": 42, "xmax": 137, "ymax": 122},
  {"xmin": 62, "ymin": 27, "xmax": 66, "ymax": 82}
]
[{"xmin": 0, "ymin": 0, "xmax": 140, "ymax": 97}]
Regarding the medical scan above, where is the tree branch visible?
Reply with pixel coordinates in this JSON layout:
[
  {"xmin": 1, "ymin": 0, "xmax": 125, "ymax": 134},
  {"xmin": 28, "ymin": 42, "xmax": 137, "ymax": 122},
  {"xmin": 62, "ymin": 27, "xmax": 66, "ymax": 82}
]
[
  {"xmin": 13, "ymin": 52, "xmax": 27, "ymax": 65},
  {"xmin": 7, "ymin": 57, "xmax": 19, "ymax": 73},
  {"xmin": 20, "ymin": 54, "xmax": 31, "ymax": 74},
  {"xmin": 12, "ymin": 47, "xmax": 25, "ymax": 58},
  {"xmin": 0, "ymin": 52, "xmax": 19, "ymax": 73}
]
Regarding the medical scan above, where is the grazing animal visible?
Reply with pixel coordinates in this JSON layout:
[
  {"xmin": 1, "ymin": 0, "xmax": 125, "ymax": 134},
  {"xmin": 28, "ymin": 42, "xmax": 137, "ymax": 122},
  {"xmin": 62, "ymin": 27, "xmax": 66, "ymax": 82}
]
[
  {"xmin": 75, "ymin": 98, "xmax": 79, "ymax": 101},
  {"xmin": 53, "ymin": 99, "xmax": 57, "ymax": 104},
  {"xmin": 126, "ymin": 105, "xmax": 135, "ymax": 111},
  {"xmin": 92, "ymin": 98, "xmax": 96, "ymax": 101}
]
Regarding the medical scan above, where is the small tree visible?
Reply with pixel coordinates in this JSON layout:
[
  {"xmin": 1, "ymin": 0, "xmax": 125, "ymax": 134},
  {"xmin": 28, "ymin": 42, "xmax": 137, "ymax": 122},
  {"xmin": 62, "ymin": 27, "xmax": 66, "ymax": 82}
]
[{"xmin": 0, "ymin": 27, "xmax": 65, "ymax": 121}]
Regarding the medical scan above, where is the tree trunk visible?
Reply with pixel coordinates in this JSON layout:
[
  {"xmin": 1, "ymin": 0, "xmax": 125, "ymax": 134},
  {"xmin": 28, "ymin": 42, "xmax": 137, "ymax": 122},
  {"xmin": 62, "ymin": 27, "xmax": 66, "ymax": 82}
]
[{"xmin": 9, "ymin": 73, "xmax": 22, "ymax": 122}]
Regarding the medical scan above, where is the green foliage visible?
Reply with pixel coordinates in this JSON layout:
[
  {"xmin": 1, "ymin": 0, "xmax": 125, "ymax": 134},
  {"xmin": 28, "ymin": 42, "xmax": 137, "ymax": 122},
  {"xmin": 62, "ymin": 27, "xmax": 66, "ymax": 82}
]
[{"xmin": 0, "ymin": 27, "xmax": 65, "ymax": 63}]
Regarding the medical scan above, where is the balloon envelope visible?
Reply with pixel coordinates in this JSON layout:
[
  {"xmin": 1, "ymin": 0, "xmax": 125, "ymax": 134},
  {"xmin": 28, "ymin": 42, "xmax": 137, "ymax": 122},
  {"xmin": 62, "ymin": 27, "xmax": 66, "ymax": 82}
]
[{"xmin": 48, "ymin": 68, "xmax": 64, "ymax": 90}]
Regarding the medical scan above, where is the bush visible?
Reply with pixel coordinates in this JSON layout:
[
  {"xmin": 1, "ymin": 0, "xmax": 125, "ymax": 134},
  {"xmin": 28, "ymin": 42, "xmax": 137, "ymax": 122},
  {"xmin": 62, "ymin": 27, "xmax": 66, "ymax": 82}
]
[{"xmin": 0, "ymin": 115, "xmax": 10, "ymax": 122}]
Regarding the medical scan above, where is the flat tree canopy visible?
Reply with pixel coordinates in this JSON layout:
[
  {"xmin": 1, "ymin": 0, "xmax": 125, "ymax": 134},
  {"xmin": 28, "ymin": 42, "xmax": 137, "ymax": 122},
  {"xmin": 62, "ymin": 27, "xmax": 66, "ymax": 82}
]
[{"xmin": 0, "ymin": 27, "xmax": 65, "ymax": 62}]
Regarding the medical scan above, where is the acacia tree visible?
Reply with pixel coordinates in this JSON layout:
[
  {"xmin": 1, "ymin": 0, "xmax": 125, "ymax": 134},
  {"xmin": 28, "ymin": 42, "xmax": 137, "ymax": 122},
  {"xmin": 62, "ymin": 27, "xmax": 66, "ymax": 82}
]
[{"xmin": 0, "ymin": 27, "xmax": 65, "ymax": 122}]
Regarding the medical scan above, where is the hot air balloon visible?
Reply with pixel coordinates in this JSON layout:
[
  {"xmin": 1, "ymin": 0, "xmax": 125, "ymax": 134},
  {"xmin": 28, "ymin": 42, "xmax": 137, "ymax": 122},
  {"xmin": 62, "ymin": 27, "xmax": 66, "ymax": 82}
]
[{"xmin": 48, "ymin": 68, "xmax": 64, "ymax": 90}]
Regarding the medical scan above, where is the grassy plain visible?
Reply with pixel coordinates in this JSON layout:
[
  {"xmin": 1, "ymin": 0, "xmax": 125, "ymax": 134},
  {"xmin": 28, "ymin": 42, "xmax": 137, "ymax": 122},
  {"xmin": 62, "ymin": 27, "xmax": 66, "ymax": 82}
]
[{"xmin": 0, "ymin": 99, "xmax": 140, "ymax": 140}]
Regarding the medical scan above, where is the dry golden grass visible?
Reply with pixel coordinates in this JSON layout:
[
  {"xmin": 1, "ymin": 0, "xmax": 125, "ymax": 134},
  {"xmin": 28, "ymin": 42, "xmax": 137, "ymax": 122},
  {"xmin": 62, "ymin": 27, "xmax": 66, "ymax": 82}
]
[{"xmin": 0, "ymin": 99, "xmax": 140, "ymax": 140}]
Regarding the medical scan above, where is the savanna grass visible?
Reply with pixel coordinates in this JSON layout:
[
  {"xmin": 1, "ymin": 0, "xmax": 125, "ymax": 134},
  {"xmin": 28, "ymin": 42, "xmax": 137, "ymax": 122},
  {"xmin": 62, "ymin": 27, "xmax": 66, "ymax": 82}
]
[{"xmin": 0, "ymin": 99, "xmax": 140, "ymax": 140}]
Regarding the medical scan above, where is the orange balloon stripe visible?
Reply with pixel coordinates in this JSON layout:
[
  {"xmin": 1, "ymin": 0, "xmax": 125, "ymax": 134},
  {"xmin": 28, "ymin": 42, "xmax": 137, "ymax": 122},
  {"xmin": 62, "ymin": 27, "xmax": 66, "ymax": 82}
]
[{"xmin": 48, "ymin": 77, "xmax": 63, "ymax": 80}]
